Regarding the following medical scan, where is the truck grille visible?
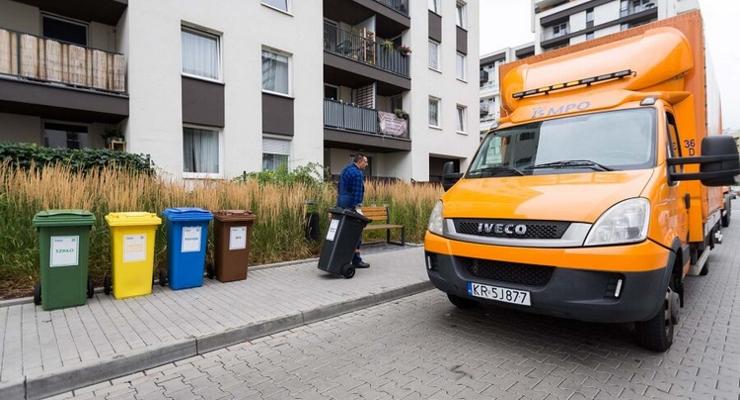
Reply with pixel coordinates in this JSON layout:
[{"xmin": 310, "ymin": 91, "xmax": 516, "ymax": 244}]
[
  {"xmin": 454, "ymin": 219, "xmax": 570, "ymax": 239},
  {"xmin": 464, "ymin": 258, "xmax": 554, "ymax": 287}
]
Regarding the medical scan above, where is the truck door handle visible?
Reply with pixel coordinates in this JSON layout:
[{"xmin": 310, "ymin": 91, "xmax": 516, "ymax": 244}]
[{"xmin": 684, "ymin": 194, "xmax": 691, "ymax": 209}]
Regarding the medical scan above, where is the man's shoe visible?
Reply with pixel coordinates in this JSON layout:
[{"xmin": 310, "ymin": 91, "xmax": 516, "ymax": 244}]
[{"xmin": 353, "ymin": 260, "xmax": 370, "ymax": 268}]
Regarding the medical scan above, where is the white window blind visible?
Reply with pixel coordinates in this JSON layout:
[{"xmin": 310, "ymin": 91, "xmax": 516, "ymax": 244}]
[
  {"xmin": 183, "ymin": 127, "xmax": 219, "ymax": 174},
  {"xmin": 263, "ymin": 137, "xmax": 291, "ymax": 155},
  {"xmin": 456, "ymin": 53, "xmax": 466, "ymax": 80},
  {"xmin": 428, "ymin": 40, "xmax": 440, "ymax": 70},
  {"xmin": 181, "ymin": 27, "xmax": 220, "ymax": 80},
  {"xmin": 429, "ymin": 97, "xmax": 440, "ymax": 127}
]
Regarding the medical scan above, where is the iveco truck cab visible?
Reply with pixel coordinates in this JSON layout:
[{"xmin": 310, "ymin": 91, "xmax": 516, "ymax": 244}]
[{"xmin": 424, "ymin": 11, "xmax": 739, "ymax": 351}]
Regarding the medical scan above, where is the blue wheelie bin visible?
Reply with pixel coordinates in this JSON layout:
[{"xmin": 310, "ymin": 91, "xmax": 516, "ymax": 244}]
[{"xmin": 161, "ymin": 208, "xmax": 213, "ymax": 290}]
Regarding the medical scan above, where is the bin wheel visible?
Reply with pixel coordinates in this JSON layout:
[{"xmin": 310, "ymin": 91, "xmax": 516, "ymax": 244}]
[
  {"xmin": 103, "ymin": 274, "xmax": 112, "ymax": 295},
  {"xmin": 33, "ymin": 283, "xmax": 41, "ymax": 305},
  {"xmin": 206, "ymin": 264, "xmax": 215, "ymax": 279},
  {"xmin": 87, "ymin": 277, "xmax": 94, "ymax": 299},
  {"xmin": 341, "ymin": 265, "xmax": 356, "ymax": 279},
  {"xmin": 158, "ymin": 269, "xmax": 168, "ymax": 287}
]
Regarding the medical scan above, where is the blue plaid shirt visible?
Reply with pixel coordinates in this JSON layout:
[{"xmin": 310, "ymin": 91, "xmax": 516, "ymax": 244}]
[{"xmin": 337, "ymin": 163, "xmax": 365, "ymax": 208}]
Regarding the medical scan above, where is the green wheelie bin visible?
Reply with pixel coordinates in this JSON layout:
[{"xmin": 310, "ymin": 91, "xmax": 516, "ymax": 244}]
[{"xmin": 32, "ymin": 210, "xmax": 96, "ymax": 310}]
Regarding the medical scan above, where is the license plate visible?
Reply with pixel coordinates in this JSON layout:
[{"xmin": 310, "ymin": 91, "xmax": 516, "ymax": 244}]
[{"xmin": 468, "ymin": 282, "xmax": 531, "ymax": 306}]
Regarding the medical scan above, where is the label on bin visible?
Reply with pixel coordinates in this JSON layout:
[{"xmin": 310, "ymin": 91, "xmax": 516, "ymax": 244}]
[
  {"xmin": 123, "ymin": 234, "xmax": 147, "ymax": 262},
  {"xmin": 50, "ymin": 236, "xmax": 79, "ymax": 267},
  {"xmin": 181, "ymin": 226, "xmax": 202, "ymax": 253},
  {"xmin": 229, "ymin": 226, "xmax": 247, "ymax": 251},
  {"xmin": 326, "ymin": 219, "xmax": 340, "ymax": 241}
]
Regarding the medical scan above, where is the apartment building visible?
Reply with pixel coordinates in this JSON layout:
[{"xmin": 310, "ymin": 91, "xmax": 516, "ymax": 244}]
[
  {"xmin": 0, "ymin": 0, "xmax": 479, "ymax": 182},
  {"xmin": 478, "ymin": 42, "xmax": 533, "ymax": 138},
  {"xmin": 532, "ymin": 0, "xmax": 699, "ymax": 53}
]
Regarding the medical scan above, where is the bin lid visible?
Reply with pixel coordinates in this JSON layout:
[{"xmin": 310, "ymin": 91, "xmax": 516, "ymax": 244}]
[
  {"xmin": 214, "ymin": 210, "xmax": 256, "ymax": 222},
  {"xmin": 328, "ymin": 207, "xmax": 371, "ymax": 223},
  {"xmin": 162, "ymin": 207, "xmax": 214, "ymax": 222},
  {"xmin": 32, "ymin": 210, "xmax": 96, "ymax": 227},
  {"xmin": 105, "ymin": 212, "xmax": 162, "ymax": 227}
]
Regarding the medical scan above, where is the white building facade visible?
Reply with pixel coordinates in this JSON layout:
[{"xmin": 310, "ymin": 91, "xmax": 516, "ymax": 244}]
[
  {"xmin": 531, "ymin": 0, "xmax": 699, "ymax": 54},
  {"xmin": 0, "ymin": 0, "xmax": 479, "ymax": 182}
]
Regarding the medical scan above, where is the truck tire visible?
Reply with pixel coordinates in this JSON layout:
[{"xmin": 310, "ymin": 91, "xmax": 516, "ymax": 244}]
[
  {"xmin": 636, "ymin": 285, "xmax": 679, "ymax": 352},
  {"xmin": 447, "ymin": 293, "xmax": 477, "ymax": 309},
  {"xmin": 722, "ymin": 199, "xmax": 731, "ymax": 228}
]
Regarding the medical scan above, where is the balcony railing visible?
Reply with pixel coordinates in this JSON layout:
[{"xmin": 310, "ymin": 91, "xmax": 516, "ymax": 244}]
[
  {"xmin": 324, "ymin": 99, "xmax": 409, "ymax": 139},
  {"xmin": 0, "ymin": 28, "xmax": 126, "ymax": 93},
  {"xmin": 620, "ymin": 3, "xmax": 656, "ymax": 17},
  {"xmin": 543, "ymin": 27, "xmax": 570, "ymax": 41},
  {"xmin": 324, "ymin": 22, "xmax": 409, "ymax": 78},
  {"xmin": 372, "ymin": 0, "xmax": 409, "ymax": 16}
]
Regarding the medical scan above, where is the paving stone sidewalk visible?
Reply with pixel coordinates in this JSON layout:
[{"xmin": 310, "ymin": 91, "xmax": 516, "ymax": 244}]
[{"xmin": 0, "ymin": 246, "xmax": 430, "ymax": 399}]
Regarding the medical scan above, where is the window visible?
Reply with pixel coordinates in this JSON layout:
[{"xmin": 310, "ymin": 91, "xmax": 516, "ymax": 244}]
[
  {"xmin": 456, "ymin": 2, "xmax": 467, "ymax": 28},
  {"xmin": 586, "ymin": 31, "xmax": 594, "ymax": 40},
  {"xmin": 666, "ymin": 112, "xmax": 682, "ymax": 176},
  {"xmin": 43, "ymin": 14, "xmax": 88, "ymax": 46},
  {"xmin": 262, "ymin": 48, "xmax": 290, "ymax": 95},
  {"xmin": 262, "ymin": 137, "xmax": 291, "ymax": 171},
  {"xmin": 456, "ymin": 105, "xmax": 466, "ymax": 133},
  {"xmin": 262, "ymin": 0, "xmax": 288, "ymax": 13},
  {"xmin": 181, "ymin": 26, "xmax": 221, "ymax": 80},
  {"xmin": 429, "ymin": 97, "xmax": 441, "ymax": 128},
  {"xmin": 43, "ymin": 123, "xmax": 89, "ymax": 149},
  {"xmin": 324, "ymin": 85, "xmax": 338, "ymax": 100},
  {"xmin": 428, "ymin": 40, "xmax": 440, "ymax": 71},
  {"xmin": 552, "ymin": 22, "xmax": 568, "ymax": 36},
  {"xmin": 428, "ymin": 0, "xmax": 439, "ymax": 13},
  {"xmin": 183, "ymin": 127, "xmax": 220, "ymax": 175},
  {"xmin": 456, "ymin": 52, "xmax": 466, "ymax": 81}
]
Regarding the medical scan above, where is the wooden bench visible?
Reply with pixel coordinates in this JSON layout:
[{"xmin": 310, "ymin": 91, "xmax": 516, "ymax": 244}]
[{"xmin": 360, "ymin": 206, "xmax": 405, "ymax": 246}]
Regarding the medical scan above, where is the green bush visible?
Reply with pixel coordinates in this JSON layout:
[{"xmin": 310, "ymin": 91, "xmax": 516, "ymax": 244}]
[
  {"xmin": 0, "ymin": 143, "xmax": 155, "ymax": 174},
  {"xmin": 234, "ymin": 162, "xmax": 324, "ymax": 187}
]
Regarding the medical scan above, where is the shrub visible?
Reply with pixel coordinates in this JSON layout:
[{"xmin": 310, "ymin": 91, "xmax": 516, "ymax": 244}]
[
  {"xmin": 234, "ymin": 162, "xmax": 323, "ymax": 187},
  {"xmin": 0, "ymin": 143, "xmax": 155, "ymax": 174}
]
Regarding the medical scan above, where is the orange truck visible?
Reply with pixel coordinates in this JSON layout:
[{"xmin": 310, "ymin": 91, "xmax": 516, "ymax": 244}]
[{"xmin": 425, "ymin": 11, "xmax": 739, "ymax": 351}]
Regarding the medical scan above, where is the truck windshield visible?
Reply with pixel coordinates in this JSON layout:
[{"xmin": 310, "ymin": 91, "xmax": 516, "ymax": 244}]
[{"xmin": 468, "ymin": 109, "xmax": 656, "ymax": 178}]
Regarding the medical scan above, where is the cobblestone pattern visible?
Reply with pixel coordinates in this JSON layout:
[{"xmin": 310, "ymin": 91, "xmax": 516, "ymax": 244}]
[
  {"xmin": 0, "ymin": 246, "xmax": 427, "ymax": 386},
  {"xmin": 60, "ymin": 211, "xmax": 740, "ymax": 399}
]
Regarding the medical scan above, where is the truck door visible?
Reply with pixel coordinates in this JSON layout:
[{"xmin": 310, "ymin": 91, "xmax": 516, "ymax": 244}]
[{"xmin": 666, "ymin": 112, "xmax": 689, "ymax": 245}]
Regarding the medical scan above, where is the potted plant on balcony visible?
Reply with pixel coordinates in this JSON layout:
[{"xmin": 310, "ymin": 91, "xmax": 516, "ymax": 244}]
[
  {"xmin": 397, "ymin": 45, "xmax": 412, "ymax": 56},
  {"xmin": 381, "ymin": 40, "xmax": 395, "ymax": 52},
  {"xmin": 394, "ymin": 109, "xmax": 409, "ymax": 120},
  {"xmin": 103, "ymin": 126, "xmax": 125, "ymax": 151}
]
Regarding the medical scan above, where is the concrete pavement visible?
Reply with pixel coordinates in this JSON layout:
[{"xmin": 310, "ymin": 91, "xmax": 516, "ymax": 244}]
[{"xmin": 0, "ymin": 246, "xmax": 431, "ymax": 400}]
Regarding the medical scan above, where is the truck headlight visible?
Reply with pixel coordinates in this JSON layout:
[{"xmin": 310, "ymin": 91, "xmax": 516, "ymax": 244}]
[
  {"xmin": 428, "ymin": 200, "xmax": 444, "ymax": 236},
  {"xmin": 584, "ymin": 198, "xmax": 650, "ymax": 246}
]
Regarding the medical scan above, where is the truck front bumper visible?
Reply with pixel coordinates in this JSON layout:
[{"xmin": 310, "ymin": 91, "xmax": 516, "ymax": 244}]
[{"xmin": 424, "ymin": 237, "xmax": 674, "ymax": 323}]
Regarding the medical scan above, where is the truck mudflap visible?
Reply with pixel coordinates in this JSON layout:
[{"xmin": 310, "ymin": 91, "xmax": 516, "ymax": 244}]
[{"xmin": 425, "ymin": 251, "xmax": 674, "ymax": 323}]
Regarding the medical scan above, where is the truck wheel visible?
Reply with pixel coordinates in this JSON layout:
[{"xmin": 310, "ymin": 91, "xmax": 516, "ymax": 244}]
[
  {"xmin": 87, "ymin": 277, "xmax": 95, "ymax": 299},
  {"xmin": 636, "ymin": 286, "xmax": 679, "ymax": 352},
  {"xmin": 33, "ymin": 283, "xmax": 41, "ymax": 305},
  {"xmin": 103, "ymin": 274, "xmax": 112, "ymax": 295},
  {"xmin": 722, "ymin": 200, "xmax": 731, "ymax": 227},
  {"xmin": 341, "ymin": 264, "xmax": 356, "ymax": 279},
  {"xmin": 447, "ymin": 293, "xmax": 477, "ymax": 309}
]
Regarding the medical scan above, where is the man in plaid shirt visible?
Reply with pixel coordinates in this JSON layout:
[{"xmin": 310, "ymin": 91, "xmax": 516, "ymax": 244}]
[{"xmin": 337, "ymin": 154, "xmax": 370, "ymax": 268}]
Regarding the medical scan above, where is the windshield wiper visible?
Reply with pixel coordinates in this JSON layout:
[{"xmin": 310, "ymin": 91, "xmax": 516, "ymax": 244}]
[
  {"xmin": 467, "ymin": 166, "xmax": 524, "ymax": 177},
  {"xmin": 525, "ymin": 159, "xmax": 614, "ymax": 172}
]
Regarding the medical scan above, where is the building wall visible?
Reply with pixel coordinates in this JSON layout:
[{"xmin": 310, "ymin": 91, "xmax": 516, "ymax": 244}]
[
  {"xmin": 124, "ymin": 0, "xmax": 323, "ymax": 180},
  {"xmin": 0, "ymin": 113, "xmax": 41, "ymax": 144},
  {"xmin": 407, "ymin": 0, "xmax": 480, "ymax": 181},
  {"xmin": 0, "ymin": 0, "xmax": 39, "ymax": 34}
]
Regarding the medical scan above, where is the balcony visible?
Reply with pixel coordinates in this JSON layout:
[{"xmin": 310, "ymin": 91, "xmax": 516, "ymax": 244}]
[
  {"xmin": 324, "ymin": 23, "xmax": 409, "ymax": 78},
  {"xmin": 0, "ymin": 28, "xmax": 128, "ymax": 122},
  {"xmin": 323, "ymin": 99, "xmax": 410, "ymax": 152},
  {"xmin": 543, "ymin": 26, "xmax": 570, "ymax": 41},
  {"xmin": 620, "ymin": 3, "xmax": 656, "ymax": 17},
  {"xmin": 372, "ymin": 0, "xmax": 409, "ymax": 16}
]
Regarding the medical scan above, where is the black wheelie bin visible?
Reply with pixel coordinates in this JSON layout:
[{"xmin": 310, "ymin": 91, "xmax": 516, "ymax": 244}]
[{"xmin": 318, "ymin": 207, "xmax": 370, "ymax": 279}]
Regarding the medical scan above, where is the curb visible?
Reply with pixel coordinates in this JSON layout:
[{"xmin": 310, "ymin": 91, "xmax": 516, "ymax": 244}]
[{"xmin": 5, "ymin": 280, "xmax": 433, "ymax": 399}]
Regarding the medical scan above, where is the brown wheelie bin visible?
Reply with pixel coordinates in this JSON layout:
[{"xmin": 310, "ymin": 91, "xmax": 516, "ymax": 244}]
[{"xmin": 209, "ymin": 210, "xmax": 256, "ymax": 282}]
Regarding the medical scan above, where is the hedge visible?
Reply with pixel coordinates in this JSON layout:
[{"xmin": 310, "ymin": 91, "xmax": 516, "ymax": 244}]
[{"xmin": 0, "ymin": 143, "xmax": 155, "ymax": 174}]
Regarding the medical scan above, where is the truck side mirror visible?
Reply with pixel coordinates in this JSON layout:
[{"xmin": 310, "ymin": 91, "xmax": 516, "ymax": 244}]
[
  {"xmin": 669, "ymin": 136, "xmax": 740, "ymax": 187},
  {"xmin": 442, "ymin": 161, "xmax": 463, "ymax": 191}
]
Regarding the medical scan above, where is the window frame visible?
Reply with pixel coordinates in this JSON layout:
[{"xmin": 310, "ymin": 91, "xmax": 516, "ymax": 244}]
[
  {"xmin": 429, "ymin": 97, "xmax": 442, "ymax": 129},
  {"xmin": 261, "ymin": 46, "xmax": 293, "ymax": 97},
  {"xmin": 456, "ymin": 1, "xmax": 468, "ymax": 29},
  {"xmin": 428, "ymin": 39, "xmax": 441, "ymax": 72},
  {"xmin": 262, "ymin": 135, "xmax": 292, "ymax": 172},
  {"xmin": 429, "ymin": 0, "xmax": 440, "ymax": 14},
  {"xmin": 181, "ymin": 24, "xmax": 223, "ymax": 83},
  {"xmin": 456, "ymin": 52, "xmax": 466, "ymax": 81},
  {"xmin": 261, "ymin": 0, "xmax": 292, "ymax": 15},
  {"xmin": 665, "ymin": 112, "xmax": 683, "ymax": 178},
  {"xmin": 456, "ymin": 104, "xmax": 467, "ymax": 133},
  {"xmin": 182, "ymin": 124, "xmax": 223, "ymax": 180}
]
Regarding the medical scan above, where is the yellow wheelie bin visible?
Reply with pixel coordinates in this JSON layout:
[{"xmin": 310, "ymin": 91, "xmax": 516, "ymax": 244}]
[{"xmin": 104, "ymin": 212, "xmax": 162, "ymax": 299}]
